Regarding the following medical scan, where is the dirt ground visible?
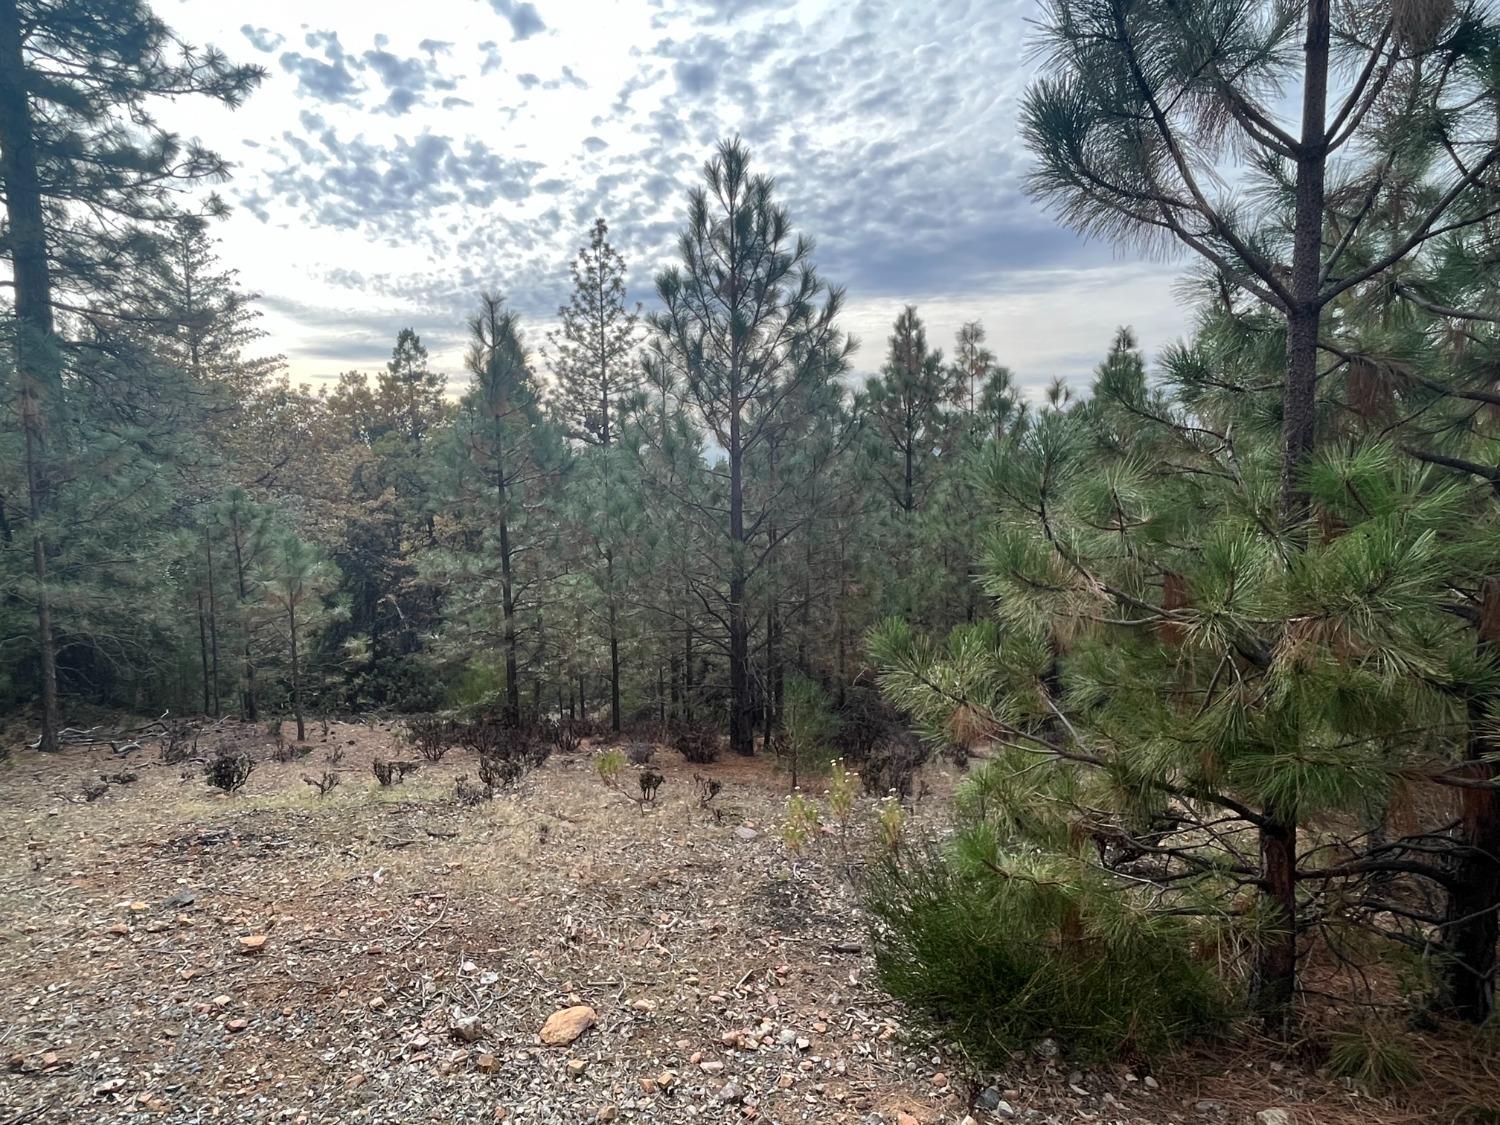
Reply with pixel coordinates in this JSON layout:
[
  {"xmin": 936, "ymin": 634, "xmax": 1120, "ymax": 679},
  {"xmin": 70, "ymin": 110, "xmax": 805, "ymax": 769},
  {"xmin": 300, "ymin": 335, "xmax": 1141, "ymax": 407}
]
[{"xmin": 0, "ymin": 718, "xmax": 1493, "ymax": 1124}]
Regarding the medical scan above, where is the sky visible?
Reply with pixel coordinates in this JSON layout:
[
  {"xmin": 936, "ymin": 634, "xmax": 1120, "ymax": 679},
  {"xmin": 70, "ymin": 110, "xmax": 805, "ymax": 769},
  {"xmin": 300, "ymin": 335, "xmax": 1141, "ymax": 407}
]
[{"xmin": 162, "ymin": 0, "xmax": 1193, "ymax": 398}]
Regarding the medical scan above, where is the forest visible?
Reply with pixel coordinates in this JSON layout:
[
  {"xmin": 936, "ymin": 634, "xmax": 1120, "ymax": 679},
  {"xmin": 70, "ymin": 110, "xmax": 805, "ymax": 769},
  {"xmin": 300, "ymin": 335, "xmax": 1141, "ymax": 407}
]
[{"xmin": 3, "ymin": 0, "xmax": 1500, "ymax": 1122}]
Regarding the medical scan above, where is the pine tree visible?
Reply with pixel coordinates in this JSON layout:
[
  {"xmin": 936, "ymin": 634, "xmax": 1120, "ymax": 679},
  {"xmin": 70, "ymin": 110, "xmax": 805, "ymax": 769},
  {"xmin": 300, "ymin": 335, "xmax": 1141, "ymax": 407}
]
[
  {"xmin": 550, "ymin": 218, "xmax": 641, "ymax": 731},
  {"xmin": 430, "ymin": 294, "xmax": 566, "ymax": 725},
  {"xmin": 647, "ymin": 138, "xmax": 852, "ymax": 755},
  {"xmin": 1021, "ymin": 0, "xmax": 1500, "ymax": 1025},
  {"xmin": 872, "ymin": 323, "xmax": 1498, "ymax": 1046},
  {"xmin": 549, "ymin": 219, "xmax": 641, "ymax": 448},
  {"xmin": 0, "ymin": 0, "xmax": 261, "ymax": 748}
]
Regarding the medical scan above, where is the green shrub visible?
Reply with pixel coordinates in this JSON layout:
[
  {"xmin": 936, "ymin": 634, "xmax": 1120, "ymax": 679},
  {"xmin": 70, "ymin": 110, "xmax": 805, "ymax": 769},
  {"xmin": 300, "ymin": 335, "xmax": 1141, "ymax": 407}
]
[
  {"xmin": 1328, "ymin": 1025, "xmax": 1421, "ymax": 1094},
  {"xmin": 863, "ymin": 834, "xmax": 1230, "ymax": 1062}
]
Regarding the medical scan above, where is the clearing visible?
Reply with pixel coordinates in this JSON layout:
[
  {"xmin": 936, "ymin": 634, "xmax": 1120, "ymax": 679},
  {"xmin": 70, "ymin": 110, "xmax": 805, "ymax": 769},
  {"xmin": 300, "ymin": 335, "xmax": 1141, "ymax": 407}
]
[{"xmin": 0, "ymin": 720, "xmax": 1483, "ymax": 1124}]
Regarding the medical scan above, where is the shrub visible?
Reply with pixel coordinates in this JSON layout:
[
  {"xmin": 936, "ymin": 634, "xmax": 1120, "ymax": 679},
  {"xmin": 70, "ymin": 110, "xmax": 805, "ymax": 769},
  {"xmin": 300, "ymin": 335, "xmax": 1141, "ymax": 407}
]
[
  {"xmin": 404, "ymin": 716, "xmax": 457, "ymax": 762},
  {"xmin": 478, "ymin": 752, "xmax": 523, "ymax": 791},
  {"xmin": 596, "ymin": 749, "xmax": 626, "ymax": 788},
  {"xmin": 778, "ymin": 674, "xmax": 839, "ymax": 790},
  {"xmin": 626, "ymin": 742, "xmax": 654, "ymax": 766},
  {"xmin": 862, "ymin": 732, "xmax": 928, "ymax": 798},
  {"xmin": 455, "ymin": 774, "xmax": 495, "ymax": 806},
  {"xmin": 832, "ymin": 686, "xmax": 903, "ymax": 765},
  {"xmin": 1328, "ymin": 1026, "xmax": 1421, "ymax": 1094},
  {"xmin": 672, "ymin": 724, "xmax": 720, "ymax": 764},
  {"xmin": 553, "ymin": 719, "xmax": 582, "ymax": 756},
  {"xmin": 303, "ymin": 770, "xmax": 340, "ymax": 798},
  {"xmin": 372, "ymin": 759, "xmax": 420, "ymax": 787},
  {"xmin": 205, "ymin": 748, "xmax": 255, "ymax": 793},
  {"xmin": 159, "ymin": 721, "xmax": 198, "ymax": 764},
  {"xmin": 783, "ymin": 792, "xmax": 822, "ymax": 854},
  {"xmin": 863, "ymin": 837, "xmax": 1228, "ymax": 1063},
  {"xmin": 272, "ymin": 743, "xmax": 312, "ymax": 764},
  {"xmin": 638, "ymin": 769, "xmax": 665, "ymax": 805}
]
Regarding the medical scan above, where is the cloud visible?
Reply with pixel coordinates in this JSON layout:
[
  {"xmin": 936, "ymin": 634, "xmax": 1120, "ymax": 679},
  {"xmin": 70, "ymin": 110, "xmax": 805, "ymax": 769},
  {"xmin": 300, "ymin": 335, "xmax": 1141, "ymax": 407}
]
[
  {"xmin": 487, "ymin": 0, "xmax": 546, "ymax": 41},
  {"xmin": 361, "ymin": 46, "xmax": 458, "ymax": 115},
  {"xmin": 240, "ymin": 25, "xmax": 285, "ymax": 53},
  {"xmin": 261, "ymin": 121, "xmax": 543, "ymax": 239},
  {"xmin": 279, "ymin": 31, "xmax": 363, "ymax": 104}
]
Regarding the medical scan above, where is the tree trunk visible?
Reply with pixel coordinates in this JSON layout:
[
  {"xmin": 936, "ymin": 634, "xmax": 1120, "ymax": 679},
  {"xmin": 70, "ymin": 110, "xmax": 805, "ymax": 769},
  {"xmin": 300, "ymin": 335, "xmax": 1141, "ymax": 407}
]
[
  {"xmin": 1434, "ymin": 578, "xmax": 1500, "ymax": 1022},
  {"xmin": 0, "ymin": 0, "xmax": 61, "ymax": 752},
  {"xmin": 1252, "ymin": 0, "xmax": 1330, "ymax": 1032},
  {"xmin": 231, "ymin": 514, "xmax": 258, "ymax": 721},
  {"xmin": 198, "ymin": 593, "xmax": 211, "ymax": 714},
  {"xmin": 684, "ymin": 621, "xmax": 694, "ymax": 724},
  {"xmin": 205, "ymin": 531, "xmax": 221, "ymax": 717},
  {"xmin": 288, "ymin": 598, "xmax": 304, "ymax": 742},
  {"xmin": 494, "ymin": 423, "xmax": 520, "ymax": 726},
  {"xmin": 578, "ymin": 672, "xmax": 587, "ymax": 723},
  {"xmin": 728, "ymin": 429, "xmax": 754, "ymax": 754}
]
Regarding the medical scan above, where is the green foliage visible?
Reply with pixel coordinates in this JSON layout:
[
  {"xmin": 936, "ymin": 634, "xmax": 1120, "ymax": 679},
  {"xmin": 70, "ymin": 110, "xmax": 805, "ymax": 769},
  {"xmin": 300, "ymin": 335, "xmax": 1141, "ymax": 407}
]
[
  {"xmin": 864, "ymin": 834, "xmax": 1230, "ymax": 1062},
  {"xmin": 596, "ymin": 749, "xmax": 626, "ymax": 788},
  {"xmin": 778, "ymin": 674, "xmax": 839, "ymax": 788},
  {"xmin": 1327, "ymin": 1026, "xmax": 1422, "ymax": 1095}
]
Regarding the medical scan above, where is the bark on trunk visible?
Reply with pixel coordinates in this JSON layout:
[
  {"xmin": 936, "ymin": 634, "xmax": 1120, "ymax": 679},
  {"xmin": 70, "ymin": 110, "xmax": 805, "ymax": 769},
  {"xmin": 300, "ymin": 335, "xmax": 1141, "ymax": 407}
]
[
  {"xmin": 1252, "ymin": 0, "xmax": 1330, "ymax": 1031},
  {"xmin": 0, "ymin": 0, "xmax": 61, "ymax": 751},
  {"xmin": 1434, "ymin": 578, "xmax": 1500, "ymax": 1022}
]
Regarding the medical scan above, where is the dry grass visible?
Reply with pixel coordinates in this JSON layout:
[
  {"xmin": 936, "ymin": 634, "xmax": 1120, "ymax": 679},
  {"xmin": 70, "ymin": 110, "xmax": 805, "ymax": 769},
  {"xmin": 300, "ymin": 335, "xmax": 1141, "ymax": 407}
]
[{"xmin": 0, "ymin": 717, "xmax": 1494, "ymax": 1124}]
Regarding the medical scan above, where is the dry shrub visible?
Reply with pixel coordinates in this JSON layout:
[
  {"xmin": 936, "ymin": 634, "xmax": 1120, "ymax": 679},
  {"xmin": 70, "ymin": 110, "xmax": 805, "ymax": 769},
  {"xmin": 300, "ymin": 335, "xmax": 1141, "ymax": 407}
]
[
  {"xmin": 404, "ymin": 715, "xmax": 458, "ymax": 761},
  {"xmin": 205, "ymin": 748, "xmax": 255, "ymax": 793},
  {"xmin": 672, "ymin": 724, "xmax": 719, "ymax": 764}
]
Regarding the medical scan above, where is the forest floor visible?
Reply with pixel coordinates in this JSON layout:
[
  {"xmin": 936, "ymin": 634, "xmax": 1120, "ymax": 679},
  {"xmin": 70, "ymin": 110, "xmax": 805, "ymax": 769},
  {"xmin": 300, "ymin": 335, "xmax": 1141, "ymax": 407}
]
[{"xmin": 0, "ymin": 718, "xmax": 1492, "ymax": 1125}]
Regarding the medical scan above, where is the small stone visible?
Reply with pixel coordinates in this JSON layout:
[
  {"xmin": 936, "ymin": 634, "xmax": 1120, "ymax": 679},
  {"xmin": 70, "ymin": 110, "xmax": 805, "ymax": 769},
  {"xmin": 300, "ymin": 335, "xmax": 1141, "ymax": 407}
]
[
  {"xmin": 931, "ymin": 1072, "xmax": 948, "ymax": 1088},
  {"xmin": 776, "ymin": 1073, "xmax": 794, "ymax": 1089},
  {"xmin": 211, "ymin": 994, "xmax": 232, "ymax": 1008},
  {"xmin": 451, "ymin": 1013, "xmax": 483, "ymax": 1043},
  {"xmin": 700, "ymin": 1059, "xmax": 724, "ymax": 1075},
  {"xmin": 566, "ymin": 1058, "xmax": 588, "ymax": 1079},
  {"xmin": 895, "ymin": 1112, "xmax": 919, "ymax": 1125},
  {"xmin": 976, "ymin": 1087, "xmax": 1002, "ymax": 1112},
  {"xmin": 656, "ymin": 1069, "xmax": 678, "ymax": 1088},
  {"xmin": 93, "ymin": 1078, "xmax": 126, "ymax": 1096},
  {"xmin": 106, "ymin": 923, "xmax": 128, "ymax": 936},
  {"xmin": 718, "ymin": 1081, "xmax": 743, "ymax": 1103},
  {"xmin": 237, "ymin": 934, "xmax": 267, "ymax": 954},
  {"xmin": 226, "ymin": 1018, "xmax": 249, "ymax": 1033},
  {"xmin": 734, "ymin": 827, "xmax": 759, "ymax": 841},
  {"xmin": 475, "ymin": 1053, "xmax": 499, "ymax": 1073},
  {"xmin": 127, "ymin": 902, "xmax": 148, "ymax": 914},
  {"xmin": 1143, "ymin": 1075, "xmax": 1159, "ymax": 1090},
  {"xmin": 1256, "ymin": 1112, "xmax": 1291, "ymax": 1125},
  {"xmin": 1034, "ymin": 1037, "xmax": 1059, "ymax": 1060},
  {"xmin": 540, "ymin": 1005, "xmax": 596, "ymax": 1046}
]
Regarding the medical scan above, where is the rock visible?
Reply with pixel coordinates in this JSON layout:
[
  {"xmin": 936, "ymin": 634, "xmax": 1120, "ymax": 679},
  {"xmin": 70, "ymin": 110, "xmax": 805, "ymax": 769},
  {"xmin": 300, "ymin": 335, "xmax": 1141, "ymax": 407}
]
[
  {"xmin": 225, "ymin": 1018, "xmax": 249, "ymax": 1033},
  {"xmin": 211, "ymin": 994, "xmax": 232, "ymax": 1008},
  {"xmin": 699, "ymin": 1059, "xmax": 724, "ymax": 1075},
  {"xmin": 976, "ymin": 1087, "xmax": 1002, "ymax": 1112},
  {"xmin": 718, "ymin": 1080, "xmax": 743, "ymax": 1103},
  {"xmin": 994, "ymin": 1100, "xmax": 1015, "ymax": 1119},
  {"xmin": 92, "ymin": 1078, "xmax": 126, "ymax": 1096},
  {"xmin": 1256, "ymin": 1112, "xmax": 1291, "ymax": 1125},
  {"xmin": 1143, "ymin": 1075, "xmax": 1159, "ymax": 1090},
  {"xmin": 734, "ymin": 827, "xmax": 759, "ymax": 841},
  {"xmin": 1194, "ymin": 1100, "xmax": 1224, "ymax": 1114},
  {"xmin": 475, "ymin": 1053, "xmax": 499, "ymax": 1073},
  {"xmin": 106, "ymin": 923, "xmax": 128, "ymax": 936},
  {"xmin": 895, "ymin": 1112, "xmax": 920, "ymax": 1125},
  {"xmin": 931, "ymin": 1072, "xmax": 948, "ymax": 1088},
  {"xmin": 1034, "ymin": 1037, "xmax": 1059, "ymax": 1060},
  {"xmin": 450, "ymin": 1013, "xmax": 483, "ymax": 1043},
  {"xmin": 566, "ymin": 1058, "xmax": 588, "ymax": 1079},
  {"xmin": 540, "ymin": 1004, "xmax": 596, "ymax": 1046},
  {"xmin": 237, "ymin": 934, "xmax": 267, "ymax": 954}
]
